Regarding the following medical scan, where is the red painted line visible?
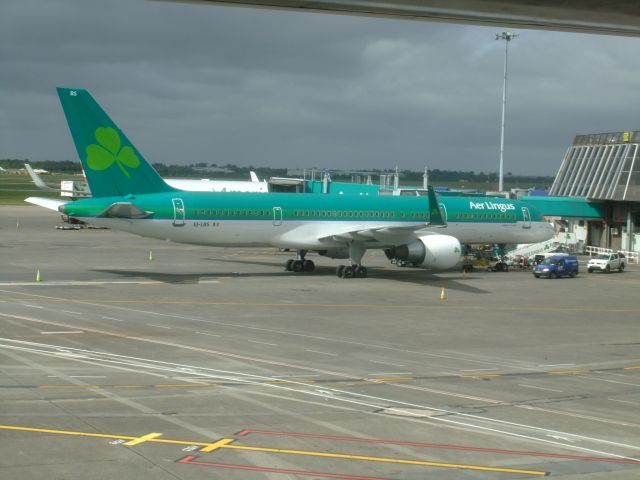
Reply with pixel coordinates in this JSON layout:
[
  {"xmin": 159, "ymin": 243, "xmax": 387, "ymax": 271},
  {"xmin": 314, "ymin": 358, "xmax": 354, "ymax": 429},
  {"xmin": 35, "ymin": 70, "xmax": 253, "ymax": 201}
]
[
  {"xmin": 177, "ymin": 455, "xmax": 392, "ymax": 480},
  {"xmin": 238, "ymin": 429, "xmax": 640, "ymax": 465}
]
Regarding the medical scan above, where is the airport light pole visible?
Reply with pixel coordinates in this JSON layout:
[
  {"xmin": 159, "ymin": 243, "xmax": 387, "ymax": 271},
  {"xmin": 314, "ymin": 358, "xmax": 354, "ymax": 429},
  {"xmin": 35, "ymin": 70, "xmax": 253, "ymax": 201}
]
[{"xmin": 495, "ymin": 31, "xmax": 518, "ymax": 193}]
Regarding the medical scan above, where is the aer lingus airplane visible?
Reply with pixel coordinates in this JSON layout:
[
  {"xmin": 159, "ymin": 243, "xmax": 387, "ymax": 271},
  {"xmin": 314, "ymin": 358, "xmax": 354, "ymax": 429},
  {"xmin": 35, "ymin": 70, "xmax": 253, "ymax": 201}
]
[{"xmin": 27, "ymin": 88, "xmax": 552, "ymax": 278}]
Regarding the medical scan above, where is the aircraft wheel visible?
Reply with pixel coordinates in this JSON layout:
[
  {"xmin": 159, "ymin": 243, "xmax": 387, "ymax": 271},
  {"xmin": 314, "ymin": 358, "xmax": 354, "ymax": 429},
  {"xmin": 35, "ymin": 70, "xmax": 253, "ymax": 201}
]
[
  {"xmin": 292, "ymin": 260, "xmax": 304, "ymax": 272},
  {"xmin": 285, "ymin": 259, "xmax": 294, "ymax": 271},
  {"xmin": 303, "ymin": 259, "xmax": 315, "ymax": 272},
  {"xmin": 342, "ymin": 266, "xmax": 354, "ymax": 279},
  {"xmin": 355, "ymin": 266, "xmax": 368, "ymax": 278},
  {"xmin": 336, "ymin": 265, "xmax": 345, "ymax": 278}
]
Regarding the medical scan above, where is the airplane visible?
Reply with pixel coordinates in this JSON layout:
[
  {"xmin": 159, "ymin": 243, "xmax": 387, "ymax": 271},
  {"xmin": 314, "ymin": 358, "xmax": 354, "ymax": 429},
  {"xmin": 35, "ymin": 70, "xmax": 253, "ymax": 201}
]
[
  {"xmin": 25, "ymin": 162, "xmax": 268, "ymax": 195},
  {"xmin": 26, "ymin": 88, "xmax": 552, "ymax": 278}
]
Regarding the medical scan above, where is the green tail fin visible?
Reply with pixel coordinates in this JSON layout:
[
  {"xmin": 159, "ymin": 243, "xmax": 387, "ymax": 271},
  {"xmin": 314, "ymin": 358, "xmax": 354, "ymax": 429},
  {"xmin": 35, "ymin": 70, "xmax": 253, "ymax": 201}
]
[
  {"xmin": 57, "ymin": 88, "xmax": 175, "ymax": 197},
  {"xmin": 427, "ymin": 187, "xmax": 446, "ymax": 226}
]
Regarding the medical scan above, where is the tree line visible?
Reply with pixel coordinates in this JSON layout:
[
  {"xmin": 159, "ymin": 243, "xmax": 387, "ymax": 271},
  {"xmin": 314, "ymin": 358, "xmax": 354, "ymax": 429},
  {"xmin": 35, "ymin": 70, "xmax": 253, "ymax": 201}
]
[{"xmin": 0, "ymin": 159, "xmax": 554, "ymax": 185}]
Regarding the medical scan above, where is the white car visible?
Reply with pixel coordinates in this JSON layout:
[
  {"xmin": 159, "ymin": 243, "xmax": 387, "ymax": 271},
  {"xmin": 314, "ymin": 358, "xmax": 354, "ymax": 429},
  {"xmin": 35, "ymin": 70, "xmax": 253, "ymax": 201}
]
[{"xmin": 587, "ymin": 253, "xmax": 626, "ymax": 273}]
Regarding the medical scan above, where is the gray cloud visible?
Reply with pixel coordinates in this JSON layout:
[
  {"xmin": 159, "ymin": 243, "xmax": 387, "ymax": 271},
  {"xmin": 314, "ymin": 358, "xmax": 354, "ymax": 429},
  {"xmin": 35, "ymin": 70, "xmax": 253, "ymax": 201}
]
[{"xmin": 1, "ymin": 0, "xmax": 639, "ymax": 175}]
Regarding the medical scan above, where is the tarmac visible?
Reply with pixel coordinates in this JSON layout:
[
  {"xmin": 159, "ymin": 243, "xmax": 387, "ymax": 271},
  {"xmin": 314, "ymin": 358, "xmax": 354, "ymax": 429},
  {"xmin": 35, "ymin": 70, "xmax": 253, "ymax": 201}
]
[{"xmin": 1, "ymin": 205, "xmax": 640, "ymax": 479}]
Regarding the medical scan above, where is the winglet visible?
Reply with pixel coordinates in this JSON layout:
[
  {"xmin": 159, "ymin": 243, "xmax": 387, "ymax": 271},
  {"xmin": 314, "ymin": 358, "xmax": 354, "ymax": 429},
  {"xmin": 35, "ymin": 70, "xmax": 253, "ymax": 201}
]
[
  {"xmin": 428, "ymin": 187, "xmax": 446, "ymax": 226},
  {"xmin": 25, "ymin": 163, "xmax": 57, "ymax": 191}
]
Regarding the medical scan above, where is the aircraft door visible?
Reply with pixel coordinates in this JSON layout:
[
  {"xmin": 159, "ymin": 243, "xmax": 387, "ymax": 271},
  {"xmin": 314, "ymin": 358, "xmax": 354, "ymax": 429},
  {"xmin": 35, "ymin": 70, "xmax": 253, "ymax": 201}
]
[
  {"xmin": 172, "ymin": 198, "xmax": 186, "ymax": 227},
  {"xmin": 273, "ymin": 207, "xmax": 283, "ymax": 226},
  {"xmin": 521, "ymin": 207, "xmax": 531, "ymax": 229}
]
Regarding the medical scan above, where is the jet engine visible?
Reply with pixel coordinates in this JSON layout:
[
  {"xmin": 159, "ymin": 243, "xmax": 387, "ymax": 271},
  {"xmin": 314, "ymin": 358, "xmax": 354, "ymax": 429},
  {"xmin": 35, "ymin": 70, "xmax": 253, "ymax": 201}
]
[{"xmin": 385, "ymin": 234, "xmax": 461, "ymax": 270}]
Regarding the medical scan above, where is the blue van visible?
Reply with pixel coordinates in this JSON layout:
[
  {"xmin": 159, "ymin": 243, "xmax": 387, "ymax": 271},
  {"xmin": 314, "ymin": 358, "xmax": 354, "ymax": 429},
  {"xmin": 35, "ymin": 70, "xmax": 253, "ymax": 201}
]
[{"xmin": 533, "ymin": 255, "xmax": 579, "ymax": 278}]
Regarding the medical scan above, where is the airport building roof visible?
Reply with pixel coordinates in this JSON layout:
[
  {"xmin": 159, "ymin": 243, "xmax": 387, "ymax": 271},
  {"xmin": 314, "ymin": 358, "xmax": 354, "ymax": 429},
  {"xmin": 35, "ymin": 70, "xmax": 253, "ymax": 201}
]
[{"xmin": 549, "ymin": 131, "xmax": 640, "ymax": 201}]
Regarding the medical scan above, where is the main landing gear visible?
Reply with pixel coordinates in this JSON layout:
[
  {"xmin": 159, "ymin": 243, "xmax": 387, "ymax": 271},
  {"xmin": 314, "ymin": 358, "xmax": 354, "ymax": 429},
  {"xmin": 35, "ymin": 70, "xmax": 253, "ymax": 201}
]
[
  {"xmin": 336, "ymin": 265, "xmax": 367, "ymax": 278},
  {"xmin": 285, "ymin": 250, "xmax": 315, "ymax": 273},
  {"xmin": 336, "ymin": 241, "xmax": 368, "ymax": 279}
]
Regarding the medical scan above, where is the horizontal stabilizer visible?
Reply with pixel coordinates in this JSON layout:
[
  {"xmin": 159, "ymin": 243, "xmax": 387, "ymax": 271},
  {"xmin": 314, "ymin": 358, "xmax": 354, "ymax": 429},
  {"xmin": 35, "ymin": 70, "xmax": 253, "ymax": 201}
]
[
  {"xmin": 25, "ymin": 197, "xmax": 68, "ymax": 212},
  {"xmin": 98, "ymin": 202, "xmax": 153, "ymax": 219}
]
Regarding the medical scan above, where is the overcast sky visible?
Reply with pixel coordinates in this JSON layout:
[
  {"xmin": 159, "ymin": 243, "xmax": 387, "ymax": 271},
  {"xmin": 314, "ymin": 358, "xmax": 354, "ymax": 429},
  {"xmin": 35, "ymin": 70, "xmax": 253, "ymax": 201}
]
[{"xmin": 1, "ymin": 0, "xmax": 639, "ymax": 175}]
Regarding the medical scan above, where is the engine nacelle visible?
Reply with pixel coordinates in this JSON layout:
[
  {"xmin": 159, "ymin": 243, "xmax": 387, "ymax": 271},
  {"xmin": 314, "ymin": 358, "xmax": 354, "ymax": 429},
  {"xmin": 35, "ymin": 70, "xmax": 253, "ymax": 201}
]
[
  {"xmin": 387, "ymin": 234, "xmax": 461, "ymax": 270},
  {"xmin": 318, "ymin": 248, "xmax": 350, "ymax": 259}
]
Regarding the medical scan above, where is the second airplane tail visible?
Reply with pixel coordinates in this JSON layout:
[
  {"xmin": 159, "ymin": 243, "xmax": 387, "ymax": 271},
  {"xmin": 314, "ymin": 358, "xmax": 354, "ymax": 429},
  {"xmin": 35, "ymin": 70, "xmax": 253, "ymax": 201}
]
[{"xmin": 57, "ymin": 87, "xmax": 175, "ymax": 198}]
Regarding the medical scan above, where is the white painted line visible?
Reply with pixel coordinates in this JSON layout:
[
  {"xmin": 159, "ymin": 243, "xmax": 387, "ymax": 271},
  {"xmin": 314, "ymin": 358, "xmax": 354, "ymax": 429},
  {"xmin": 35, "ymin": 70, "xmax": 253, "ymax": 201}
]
[
  {"xmin": 61, "ymin": 310, "xmax": 82, "ymax": 315},
  {"xmin": 609, "ymin": 398, "xmax": 640, "ymax": 406},
  {"xmin": 194, "ymin": 332, "xmax": 220, "ymax": 337},
  {"xmin": 102, "ymin": 316, "xmax": 124, "ymax": 322},
  {"xmin": 462, "ymin": 368, "xmax": 499, "ymax": 372},
  {"xmin": 305, "ymin": 349, "xmax": 338, "ymax": 356},
  {"xmin": 22, "ymin": 304, "xmax": 44, "ymax": 309},
  {"xmin": 272, "ymin": 374, "xmax": 321, "ymax": 378},
  {"xmin": 518, "ymin": 384, "xmax": 564, "ymax": 393},
  {"xmin": 368, "ymin": 360, "xmax": 406, "ymax": 367},
  {"xmin": 69, "ymin": 375, "xmax": 106, "ymax": 379},
  {"xmin": 40, "ymin": 331, "xmax": 84, "ymax": 335},
  {"xmin": 539, "ymin": 363, "xmax": 576, "ymax": 367},
  {"xmin": 147, "ymin": 324, "xmax": 171, "ymax": 329},
  {"xmin": 248, "ymin": 340, "xmax": 278, "ymax": 346}
]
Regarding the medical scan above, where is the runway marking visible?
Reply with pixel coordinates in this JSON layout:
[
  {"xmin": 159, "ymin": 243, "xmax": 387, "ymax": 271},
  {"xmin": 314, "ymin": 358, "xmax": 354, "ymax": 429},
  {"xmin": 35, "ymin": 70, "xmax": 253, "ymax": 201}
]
[
  {"xmin": 3, "ymin": 290, "xmax": 640, "ymax": 314},
  {"xmin": 305, "ymin": 349, "xmax": 338, "ymax": 356},
  {"xmin": 237, "ymin": 429, "xmax": 640, "ymax": 465},
  {"xmin": 368, "ymin": 360, "xmax": 405, "ymax": 367},
  {"xmin": 200, "ymin": 437, "xmax": 235, "ymax": 452},
  {"xmin": 178, "ymin": 456, "xmax": 391, "ymax": 480},
  {"xmin": 40, "ymin": 330, "xmax": 84, "ymax": 335},
  {"xmin": 518, "ymin": 384, "xmax": 564, "ymax": 393},
  {"xmin": 0, "ymin": 424, "xmax": 548, "ymax": 476},
  {"xmin": 609, "ymin": 398, "xmax": 640, "ymax": 406},
  {"xmin": 147, "ymin": 324, "xmax": 171, "ymax": 329},
  {"xmin": 101, "ymin": 316, "xmax": 124, "ymax": 322},
  {"xmin": 367, "ymin": 377, "xmax": 414, "ymax": 382},
  {"xmin": 61, "ymin": 310, "xmax": 82, "ymax": 315},
  {"xmin": 547, "ymin": 369, "xmax": 591, "ymax": 375},
  {"xmin": 2, "ymin": 315, "xmax": 640, "ymax": 461},
  {"xmin": 248, "ymin": 340, "xmax": 278, "ymax": 346},
  {"xmin": 123, "ymin": 432, "xmax": 163, "ymax": 446},
  {"xmin": 195, "ymin": 331, "xmax": 220, "ymax": 337}
]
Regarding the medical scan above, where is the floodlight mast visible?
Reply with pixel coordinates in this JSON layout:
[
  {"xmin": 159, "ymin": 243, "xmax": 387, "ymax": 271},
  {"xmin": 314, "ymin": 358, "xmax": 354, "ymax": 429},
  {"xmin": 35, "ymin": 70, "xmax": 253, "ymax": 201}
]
[{"xmin": 495, "ymin": 31, "xmax": 518, "ymax": 193}]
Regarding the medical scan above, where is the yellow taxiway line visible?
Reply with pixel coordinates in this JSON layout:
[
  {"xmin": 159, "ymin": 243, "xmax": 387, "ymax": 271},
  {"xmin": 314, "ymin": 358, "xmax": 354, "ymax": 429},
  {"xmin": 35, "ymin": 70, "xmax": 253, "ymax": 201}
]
[{"xmin": 0, "ymin": 424, "xmax": 547, "ymax": 476}]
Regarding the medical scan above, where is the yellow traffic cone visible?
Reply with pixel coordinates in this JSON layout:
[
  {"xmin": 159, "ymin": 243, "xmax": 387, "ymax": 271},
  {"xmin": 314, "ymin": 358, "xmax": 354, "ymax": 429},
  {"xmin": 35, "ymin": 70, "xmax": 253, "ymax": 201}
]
[
  {"xmin": 439, "ymin": 287, "xmax": 446, "ymax": 301},
  {"xmin": 36, "ymin": 269, "xmax": 41, "ymax": 283},
  {"xmin": 148, "ymin": 250, "xmax": 154, "ymax": 261}
]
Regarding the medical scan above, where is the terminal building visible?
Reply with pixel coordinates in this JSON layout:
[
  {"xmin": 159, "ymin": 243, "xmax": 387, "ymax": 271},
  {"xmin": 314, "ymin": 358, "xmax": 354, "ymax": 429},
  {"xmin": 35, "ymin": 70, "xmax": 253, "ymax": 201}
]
[{"xmin": 547, "ymin": 130, "xmax": 640, "ymax": 253}]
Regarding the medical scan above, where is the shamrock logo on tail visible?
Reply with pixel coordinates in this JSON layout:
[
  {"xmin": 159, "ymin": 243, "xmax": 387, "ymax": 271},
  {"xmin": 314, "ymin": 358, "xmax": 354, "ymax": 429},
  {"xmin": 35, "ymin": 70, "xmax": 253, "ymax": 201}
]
[{"xmin": 86, "ymin": 127, "xmax": 140, "ymax": 178}]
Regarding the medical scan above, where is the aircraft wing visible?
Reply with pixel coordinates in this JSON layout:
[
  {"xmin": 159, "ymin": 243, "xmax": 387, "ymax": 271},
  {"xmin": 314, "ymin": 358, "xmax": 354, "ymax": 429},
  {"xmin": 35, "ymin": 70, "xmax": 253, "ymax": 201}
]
[
  {"xmin": 317, "ymin": 223, "xmax": 428, "ymax": 243},
  {"xmin": 24, "ymin": 196, "xmax": 68, "ymax": 212}
]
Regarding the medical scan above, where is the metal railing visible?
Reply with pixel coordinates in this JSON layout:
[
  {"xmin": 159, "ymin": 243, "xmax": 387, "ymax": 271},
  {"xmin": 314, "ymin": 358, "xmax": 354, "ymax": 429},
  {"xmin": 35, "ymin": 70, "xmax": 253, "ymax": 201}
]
[{"xmin": 585, "ymin": 245, "xmax": 638, "ymax": 264}]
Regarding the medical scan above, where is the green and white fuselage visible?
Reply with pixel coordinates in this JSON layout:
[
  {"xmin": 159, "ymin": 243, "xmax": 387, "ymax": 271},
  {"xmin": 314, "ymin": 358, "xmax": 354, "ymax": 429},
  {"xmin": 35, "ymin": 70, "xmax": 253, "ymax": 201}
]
[{"xmin": 59, "ymin": 191, "xmax": 551, "ymax": 249}]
